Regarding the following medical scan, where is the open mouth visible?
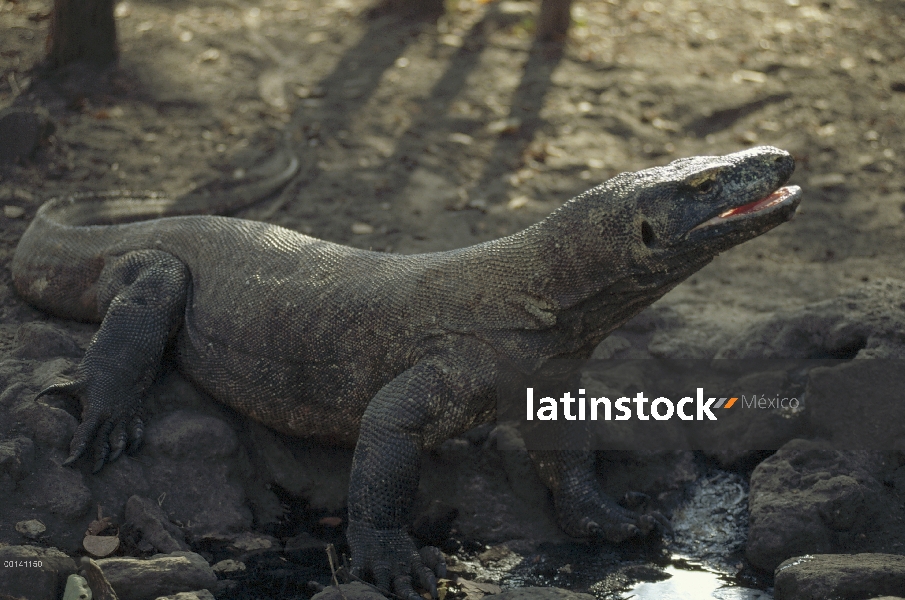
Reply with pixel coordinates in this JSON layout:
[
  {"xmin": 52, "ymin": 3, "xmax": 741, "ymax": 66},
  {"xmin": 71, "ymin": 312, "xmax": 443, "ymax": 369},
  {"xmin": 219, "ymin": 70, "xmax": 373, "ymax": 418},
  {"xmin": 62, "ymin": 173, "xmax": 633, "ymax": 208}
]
[{"xmin": 690, "ymin": 185, "xmax": 801, "ymax": 233}]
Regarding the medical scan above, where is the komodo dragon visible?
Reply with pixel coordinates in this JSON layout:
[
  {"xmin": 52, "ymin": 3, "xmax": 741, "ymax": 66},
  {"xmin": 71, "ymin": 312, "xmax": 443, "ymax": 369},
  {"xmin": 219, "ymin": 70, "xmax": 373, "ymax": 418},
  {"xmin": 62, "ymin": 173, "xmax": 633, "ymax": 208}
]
[{"xmin": 11, "ymin": 144, "xmax": 801, "ymax": 599}]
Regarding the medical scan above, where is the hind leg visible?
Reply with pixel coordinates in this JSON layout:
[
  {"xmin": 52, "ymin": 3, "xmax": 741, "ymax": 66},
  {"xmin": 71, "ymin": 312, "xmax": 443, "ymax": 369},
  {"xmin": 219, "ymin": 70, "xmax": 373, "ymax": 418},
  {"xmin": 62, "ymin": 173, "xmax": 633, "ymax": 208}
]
[{"xmin": 39, "ymin": 250, "xmax": 189, "ymax": 472}]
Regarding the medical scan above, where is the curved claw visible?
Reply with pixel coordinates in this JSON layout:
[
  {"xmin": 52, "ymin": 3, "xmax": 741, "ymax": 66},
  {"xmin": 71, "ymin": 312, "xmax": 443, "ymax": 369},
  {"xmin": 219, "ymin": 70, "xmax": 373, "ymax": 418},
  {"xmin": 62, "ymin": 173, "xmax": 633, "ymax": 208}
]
[
  {"xmin": 347, "ymin": 522, "xmax": 443, "ymax": 599},
  {"xmin": 128, "ymin": 415, "xmax": 144, "ymax": 454},
  {"xmin": 373, "ymin": 565, "xmax": 391, "ymax": 596},
  {"xmin": 622, "ymin": 491, "xmax": 650, "ymax": 509},
  {"xmin": 416, "ymin": 560, "xmax": 438, "ymax": 598},
  {"xmin": 420, "ymin": 546, "xmax": 446, "ymax": 579},
  {"xmin": 63, "ymin": 418, "xmax": 100, "ymax": 467},
  {"xmin": 648, "ymin": 511, "xmax": 674, "ymax": 535},
  {"xmin": 108, "ymin": 421, "xmax": 128, "ymax": 463},
  {"xmin": 621, "ymin": 524, "xmax": 641, "ymax": 539},
  {"xmin": 91, "ymin": 420, "xmax": 115, "ymax": 473},
  {"xmin": 393, "ymin": 575, "xmax": 422, "ymax": 600},
  {"xmin": 36, "ymin": 379, "xmax": 85, "ymax": 401},
  {"xmin": 638, "ymin": 514, "xmax": 658, "ymax": 534},
  {"xmin": 61, "ymin": 445, "xmax": 86, "ymax": 467}
]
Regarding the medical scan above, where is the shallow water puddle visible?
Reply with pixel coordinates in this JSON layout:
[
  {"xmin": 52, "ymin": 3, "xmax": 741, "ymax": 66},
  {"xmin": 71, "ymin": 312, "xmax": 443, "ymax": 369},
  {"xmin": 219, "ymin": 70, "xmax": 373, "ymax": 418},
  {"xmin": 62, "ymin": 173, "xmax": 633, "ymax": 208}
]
[{"xmin": 622, "ymin": 564, "xmax": 771, "ymax": 600}]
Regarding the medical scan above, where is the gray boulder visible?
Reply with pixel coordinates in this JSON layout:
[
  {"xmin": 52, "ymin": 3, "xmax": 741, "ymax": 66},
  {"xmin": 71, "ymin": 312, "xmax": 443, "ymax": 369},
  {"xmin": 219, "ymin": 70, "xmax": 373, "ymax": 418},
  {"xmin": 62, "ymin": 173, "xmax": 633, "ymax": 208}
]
[
  {"xmin": 718, "ymin": 278, "xmax": 905, "ymax": 359},
  {"xmin": 774, "ymin": 553, "xmax": 905, "ymax": 600},
  {"xmin": 141, "ymin": 410, "xmax": 252, "ymax": 541},
  {"xmin": 12, "ymin": 323, "xmax": 82, "ymax": 360},
  {"xmin": 125, "ymin": 495, "xmax": 189, "ymax": 553},
  {"xmin": 153, "ymin": 591, "xmax": 216, "ymax": 600},
  {"xmin": 95, "ymin": 551, "xmax": 216, "ymax": 600},
  {"xmin": 746, "ymin": 439, "xmax": 903, "ymax": 571},
  {"xmin": 0, "ymin": 545, "xmax": 77, "ymax": 600},
  {"xmin": 311, "ymin": 582, "xmax": 387, "ymax": 600}
]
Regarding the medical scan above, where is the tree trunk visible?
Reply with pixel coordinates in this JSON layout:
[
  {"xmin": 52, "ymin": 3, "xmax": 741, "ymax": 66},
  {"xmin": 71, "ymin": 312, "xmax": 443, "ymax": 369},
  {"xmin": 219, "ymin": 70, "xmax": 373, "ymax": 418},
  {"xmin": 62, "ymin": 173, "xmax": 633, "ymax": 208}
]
[
  {"xmin": 536, "ymin": 0, "xmax": 573, "ymax": 42},
  {"xmin": 370, "ymin": 0, "xmax": 445, "ymax": 18},
  {"xmin": 47, "ymin": 0, "xmax": 118, "ymax": 67}
]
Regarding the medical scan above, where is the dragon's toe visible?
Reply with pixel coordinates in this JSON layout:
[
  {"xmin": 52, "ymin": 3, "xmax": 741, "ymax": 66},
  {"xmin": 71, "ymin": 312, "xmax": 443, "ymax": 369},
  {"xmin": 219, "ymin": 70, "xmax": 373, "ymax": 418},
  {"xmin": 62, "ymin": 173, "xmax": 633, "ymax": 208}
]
[
  {"xmin": 558, "ymin": 494, "xmax": 671, "ymax": 543},
  {"xmin": 347, "ymin": 521, "xmax": 444, "ymax": 599}
]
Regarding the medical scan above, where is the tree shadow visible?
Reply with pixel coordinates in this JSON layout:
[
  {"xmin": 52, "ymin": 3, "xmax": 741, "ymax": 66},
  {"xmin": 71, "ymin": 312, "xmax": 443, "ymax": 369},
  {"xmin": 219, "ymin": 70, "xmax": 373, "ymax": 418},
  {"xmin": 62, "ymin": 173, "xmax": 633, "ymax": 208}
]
[
  {"xmin": 289, "ymin": 2, "xmax": 566, "ymax": 215},
  {"xmin": 469, "ymin": 39, "xmax": 564, "ymax": 202}
]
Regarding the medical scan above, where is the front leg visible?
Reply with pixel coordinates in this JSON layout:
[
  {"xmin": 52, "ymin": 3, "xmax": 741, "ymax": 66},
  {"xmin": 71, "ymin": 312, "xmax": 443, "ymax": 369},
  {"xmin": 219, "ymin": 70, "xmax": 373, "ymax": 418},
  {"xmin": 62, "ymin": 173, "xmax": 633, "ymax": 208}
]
[
  {"xmin": 530, "ymin": 450, "xmax": 670, "ymax": 542},
  {"xmin": 347, "ymin": 350, "xmax": 492, "ymax": 600},
  {"xmin": 40, "ymin": 250, "xmax": 189, "ymax": 471}
]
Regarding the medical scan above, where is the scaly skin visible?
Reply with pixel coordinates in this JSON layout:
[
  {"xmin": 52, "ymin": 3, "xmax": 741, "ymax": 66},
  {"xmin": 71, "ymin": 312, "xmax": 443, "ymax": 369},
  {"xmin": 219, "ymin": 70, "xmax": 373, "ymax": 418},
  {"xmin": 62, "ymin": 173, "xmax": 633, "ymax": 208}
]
[{"xmin": 11, "ymin": 146, "xmax": 801, "ymax": 600}]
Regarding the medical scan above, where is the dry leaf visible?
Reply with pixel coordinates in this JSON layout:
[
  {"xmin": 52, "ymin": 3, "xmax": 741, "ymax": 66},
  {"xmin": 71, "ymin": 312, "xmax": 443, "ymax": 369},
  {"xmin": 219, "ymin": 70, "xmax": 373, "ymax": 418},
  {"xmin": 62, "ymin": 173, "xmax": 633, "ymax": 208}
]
[{"xmin": 83, "ymin": 535, "xmax": 120, "ymax": 557}]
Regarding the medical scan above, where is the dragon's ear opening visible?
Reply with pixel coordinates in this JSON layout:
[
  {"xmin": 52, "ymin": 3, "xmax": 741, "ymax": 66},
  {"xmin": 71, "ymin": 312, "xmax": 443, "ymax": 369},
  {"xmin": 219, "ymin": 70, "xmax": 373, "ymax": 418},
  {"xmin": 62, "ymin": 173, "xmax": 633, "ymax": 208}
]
[{"xmin": 641, "ymin": 221, "xmax": 655, "ymax": 247}]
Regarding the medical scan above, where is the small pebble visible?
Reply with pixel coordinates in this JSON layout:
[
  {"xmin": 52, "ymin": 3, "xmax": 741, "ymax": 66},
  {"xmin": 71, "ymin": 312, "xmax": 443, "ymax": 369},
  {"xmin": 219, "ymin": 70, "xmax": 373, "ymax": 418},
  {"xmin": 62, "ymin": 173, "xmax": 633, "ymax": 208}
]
[{"xmin": 15, "ymin": 519, "xmax": 45, "ymax": 538}]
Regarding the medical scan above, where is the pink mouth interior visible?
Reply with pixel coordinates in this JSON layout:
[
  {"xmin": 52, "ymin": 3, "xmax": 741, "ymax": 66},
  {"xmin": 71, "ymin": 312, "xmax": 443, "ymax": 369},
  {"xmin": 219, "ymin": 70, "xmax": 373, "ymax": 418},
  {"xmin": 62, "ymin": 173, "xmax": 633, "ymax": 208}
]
[
  {"xmin": 691, "ymin": 186, "xmax": 795, "ymax": 232},
  {"xmin": 717, "ymin": 187, "xmax": 794, "ymax": 219}
]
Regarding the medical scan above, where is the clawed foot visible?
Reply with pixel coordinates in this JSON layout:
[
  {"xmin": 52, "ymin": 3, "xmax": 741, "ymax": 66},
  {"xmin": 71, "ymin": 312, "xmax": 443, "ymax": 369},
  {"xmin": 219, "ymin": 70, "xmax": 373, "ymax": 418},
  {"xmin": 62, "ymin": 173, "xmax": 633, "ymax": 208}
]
[
  {"xmin": 37, "ymin": 380, "xmax": 144, "ymax": 473},
  {"xmin": 557, "ymin": 492, "xmax": 672, "ymax": 543},
  {"xmin": 346, "ymin": 521, "xmax": 446, "ymax": 600}
]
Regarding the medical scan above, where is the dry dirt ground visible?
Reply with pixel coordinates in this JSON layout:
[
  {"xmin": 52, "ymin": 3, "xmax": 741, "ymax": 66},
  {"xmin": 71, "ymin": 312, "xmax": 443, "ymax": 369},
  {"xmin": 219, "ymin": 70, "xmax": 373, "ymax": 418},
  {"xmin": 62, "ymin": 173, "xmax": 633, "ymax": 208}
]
[
  {"xmin": 1, "ymin": 0, "xmax": 904, "ymax": 594},
  {"xmin": 1, "ymin": 0, "xmax": 905, "ymax": 331}
]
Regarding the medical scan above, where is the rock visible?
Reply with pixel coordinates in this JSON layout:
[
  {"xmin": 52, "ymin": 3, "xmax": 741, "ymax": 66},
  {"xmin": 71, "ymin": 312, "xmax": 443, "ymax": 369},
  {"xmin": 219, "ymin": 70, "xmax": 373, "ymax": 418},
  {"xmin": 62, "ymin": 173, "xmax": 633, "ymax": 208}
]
[
  {"xmin": 0, "ymin": 106, "xmax": 54, "ymax": 164},
  {"xmin": 685, "ymin": 368, "xmax": 804, "ymax": 469},
  {"xmin": 495, "ymin": 588, "xmax": 595, "ymax": 600},
  {"xmin": 17, "ymin": 459, "xmax": 93, "ymax": 521},
  {"xmin": 805, "ymin": 360, "xmax": 905, "ymax": 452},
  {"xmin": 283, "ymin": 532, "xmax": 329, "ymax": 563},
  {"xmin": 457, "ymin": 579, "xmax": 502, "ymax": 598},
  {"xmin": 0, "ymin": 380, "xmax": 28, "ymax": 411},
  {"xmin": 0, "ymin": 436, "xmax": 35, "ymax": 481},
  {"xmin": 81, "ymin": 556, "xmax": 119, "ymax": 600},
  {"xmin": 95, "ymin": 551, "xmax": 217, "ymax": 600},
  {"xmin": 0, "ymin": 545, "xmax": 78, "ymax": 600},
  {"xmin": 154, "ymin": 591, "xmax": 215, "ymax": 600},
  {"xmin": 211, "ymin": 559, "xmax": 245, "ymax": 574},
  {"xmin": 411, "ymin": 499, "xmax": 459, "ymax": 546},
  {"xmin": 142, "ymin": 411, "xmax": 252, "ymax": 540},
  {"xmin": 310, "ymin": 582, "xmax": 386, "ymax": 600},
  {"xmin": 746, "ymin": 439, "xmax": 899, "ymax": 571},
  {"xmin": 62, "ymin": 574, "xmax": 92, "ymax": 600},
  {"xmin": 144, "ymin": 410, "xmax": 239, "ymax": 461},
  {"xmin": 718, "ymin": 278, "xmax": 905, "ymax": 359},
  {"xmin": 124, "ymin": 495, "xmax": 189, "ymax": 553},
  {"xmin": 477, "ymin": 544, "xmax": 512, "ymax": 566},
  {"xmin": 228, "ymin": 531, "xmax": 276, "ymax": 552},
  {"xmin": 4, "ymin": 205, "xmax": 25, "ymax": 218},
  {"xmin": 419, "ymin": 429, "xmax": 564, "ymax": 545},
  {"xmin": 15, "ymin": 518, "xmax": 46, "ymax": 538},
  {"xmin": 774, "ymin": 553, "xmax": 905, "ymax": 600},
  {"xmin": 12, "ymin": 322, "xmax": 82, "ymax": 360},
  {"xmin": 246, "ymin": 421, "xmax": 352, "ymax": 512},
  {"xmin": 223, "ymin": 531, "xmax": 282, "ymax": 569},
  {"xmin": 10, "ymin": 398, "xmax": 79, "ymax": 451}
]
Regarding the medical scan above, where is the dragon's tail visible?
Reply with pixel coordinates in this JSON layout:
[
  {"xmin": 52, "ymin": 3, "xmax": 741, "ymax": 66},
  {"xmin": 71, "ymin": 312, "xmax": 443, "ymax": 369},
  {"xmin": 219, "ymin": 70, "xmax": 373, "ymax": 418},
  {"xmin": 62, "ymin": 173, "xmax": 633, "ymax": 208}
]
[{"xmin": 38, "ymin": 131, "xmax": 300, "ymax": 227}]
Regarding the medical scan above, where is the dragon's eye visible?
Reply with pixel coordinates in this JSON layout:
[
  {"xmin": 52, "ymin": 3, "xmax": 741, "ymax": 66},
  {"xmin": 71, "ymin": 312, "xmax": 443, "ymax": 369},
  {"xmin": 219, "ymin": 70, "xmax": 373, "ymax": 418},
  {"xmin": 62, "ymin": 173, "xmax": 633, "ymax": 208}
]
[{"xmin": 695, "ymin": 178, "xmax": 715, "ymax": 193}]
